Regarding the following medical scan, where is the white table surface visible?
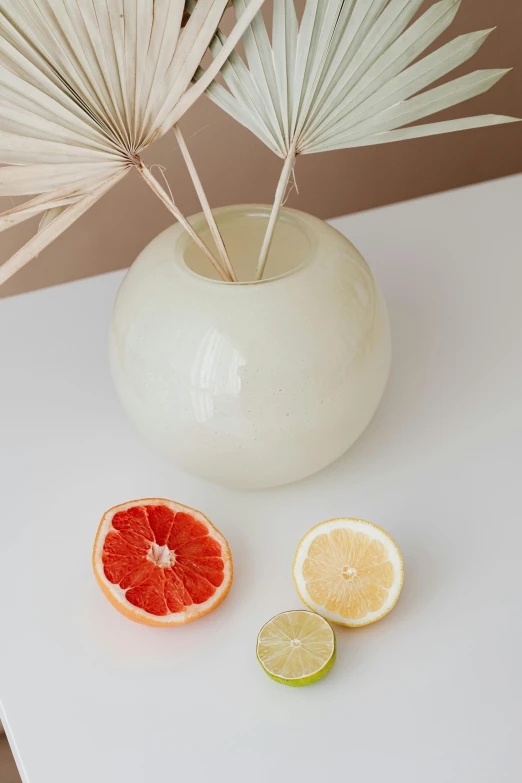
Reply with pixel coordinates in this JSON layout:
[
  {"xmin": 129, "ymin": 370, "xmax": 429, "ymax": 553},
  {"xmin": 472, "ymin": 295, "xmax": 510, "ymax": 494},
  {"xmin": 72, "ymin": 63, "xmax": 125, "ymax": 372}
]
[{"xmin": 1, "ymin": 174, "xmax": 521, "ymax": 783}]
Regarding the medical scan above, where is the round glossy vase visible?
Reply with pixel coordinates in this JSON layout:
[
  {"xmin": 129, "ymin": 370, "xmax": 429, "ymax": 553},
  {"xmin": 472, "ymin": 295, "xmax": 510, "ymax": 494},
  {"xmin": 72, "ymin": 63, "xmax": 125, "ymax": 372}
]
[{"xmin": 110, "ymin": 205, "xmax": 391, "ymax": 489}]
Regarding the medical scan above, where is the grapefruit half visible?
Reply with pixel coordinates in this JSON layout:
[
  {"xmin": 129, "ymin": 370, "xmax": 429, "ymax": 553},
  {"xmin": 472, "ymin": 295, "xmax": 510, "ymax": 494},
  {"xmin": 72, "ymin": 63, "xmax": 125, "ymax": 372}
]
[{"xmin": 93, "ymin": 499, "xmax": 233, "ymax": 626}]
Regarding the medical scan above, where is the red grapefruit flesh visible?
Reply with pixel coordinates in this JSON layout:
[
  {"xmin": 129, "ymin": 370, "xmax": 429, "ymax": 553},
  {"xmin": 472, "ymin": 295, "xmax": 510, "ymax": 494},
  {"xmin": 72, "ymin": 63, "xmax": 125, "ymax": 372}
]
[{"xmin": 93, "ymin": 499, "xmax": 233, "ymax": 626}]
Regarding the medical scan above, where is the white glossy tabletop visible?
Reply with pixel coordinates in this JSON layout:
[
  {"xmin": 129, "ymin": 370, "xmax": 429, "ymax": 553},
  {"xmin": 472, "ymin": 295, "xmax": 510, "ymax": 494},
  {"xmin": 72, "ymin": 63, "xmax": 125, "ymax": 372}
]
[{"xmin": 1, "ymin": 175, "xmax": 521, "ymax": 783}]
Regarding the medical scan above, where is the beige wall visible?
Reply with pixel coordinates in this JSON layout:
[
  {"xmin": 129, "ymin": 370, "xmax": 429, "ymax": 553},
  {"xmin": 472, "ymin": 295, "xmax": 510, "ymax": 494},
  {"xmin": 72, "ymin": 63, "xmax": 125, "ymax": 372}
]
[{"xmin": 1, "ymin": 0, "xmax": 521, "ymax": 298}]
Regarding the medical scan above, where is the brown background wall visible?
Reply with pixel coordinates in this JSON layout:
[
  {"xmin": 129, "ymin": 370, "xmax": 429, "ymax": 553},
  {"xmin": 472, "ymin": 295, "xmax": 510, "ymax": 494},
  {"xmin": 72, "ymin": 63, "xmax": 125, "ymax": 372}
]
[{"xmin": 1, "ymin": 0, "xmax": 521, "ymax": 298}]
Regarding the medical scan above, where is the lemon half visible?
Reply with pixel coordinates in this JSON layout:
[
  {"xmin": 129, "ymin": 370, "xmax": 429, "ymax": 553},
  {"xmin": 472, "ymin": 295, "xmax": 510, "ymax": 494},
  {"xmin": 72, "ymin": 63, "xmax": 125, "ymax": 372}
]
[
  {"xmin": 293, "ymin": 518, "xmax": 404, "ymax": 627},
  {"xmin": 256, "ymin": 610, "xmax": 336, "ymax": 687}
]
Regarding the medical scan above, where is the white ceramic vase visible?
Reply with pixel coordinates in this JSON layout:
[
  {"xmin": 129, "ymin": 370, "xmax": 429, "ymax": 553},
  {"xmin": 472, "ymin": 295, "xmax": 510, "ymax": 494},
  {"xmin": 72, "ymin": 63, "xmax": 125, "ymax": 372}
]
[{"xmin": 110, "ymin": 205, "xmax": 391, "ymax": 489}]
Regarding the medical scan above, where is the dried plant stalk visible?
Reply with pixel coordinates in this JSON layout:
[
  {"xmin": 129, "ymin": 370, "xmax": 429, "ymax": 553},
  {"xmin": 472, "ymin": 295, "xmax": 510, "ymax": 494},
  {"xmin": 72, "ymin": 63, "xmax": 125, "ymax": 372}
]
[
  {"xmin": 173, "ymin": 125, "xmax": 237, "ymax": 281},
  {"xmin": 138, "ymin": 164, "xmax": 230, "ymax": 281},
  {"xmin": 257, "ymin": 140, "xmax": 297, "ymax": 276}
]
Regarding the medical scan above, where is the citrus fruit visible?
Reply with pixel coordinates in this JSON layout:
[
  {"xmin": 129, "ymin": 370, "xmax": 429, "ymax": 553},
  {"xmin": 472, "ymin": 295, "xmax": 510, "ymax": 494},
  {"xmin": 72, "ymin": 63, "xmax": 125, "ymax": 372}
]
[
  {"xmin": 256, "ymin": 610, "xmax": 336, "ymax": 687},
  {"xmin": 93, "ymin": 499, "xmax": 233, "ymax": 626},
  {"xmin": 293, "ymin": 518, "xmax": 403, "ymax": 627}
]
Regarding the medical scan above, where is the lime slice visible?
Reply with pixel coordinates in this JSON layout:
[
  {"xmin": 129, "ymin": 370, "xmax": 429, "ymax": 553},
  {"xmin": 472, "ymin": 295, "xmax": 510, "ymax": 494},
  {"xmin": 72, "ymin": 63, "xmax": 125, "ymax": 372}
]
[{"xmin": 256, "ymin": 610, "xmax": 336, "ymax": 687}]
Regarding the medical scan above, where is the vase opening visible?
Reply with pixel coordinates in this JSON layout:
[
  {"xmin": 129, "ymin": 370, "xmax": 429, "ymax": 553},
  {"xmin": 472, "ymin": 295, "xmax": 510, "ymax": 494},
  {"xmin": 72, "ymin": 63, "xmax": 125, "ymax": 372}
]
[{"xmin": 181, "ymin": 205, "xmax": 315, "ymax": 285}]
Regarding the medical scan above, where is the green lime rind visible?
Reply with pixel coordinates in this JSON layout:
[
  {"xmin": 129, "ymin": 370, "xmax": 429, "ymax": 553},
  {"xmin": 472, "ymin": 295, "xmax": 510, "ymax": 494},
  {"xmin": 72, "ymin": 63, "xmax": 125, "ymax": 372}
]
[{"xmin": 257, "ymin": 645, "xmax": 336, "ymax": 687}]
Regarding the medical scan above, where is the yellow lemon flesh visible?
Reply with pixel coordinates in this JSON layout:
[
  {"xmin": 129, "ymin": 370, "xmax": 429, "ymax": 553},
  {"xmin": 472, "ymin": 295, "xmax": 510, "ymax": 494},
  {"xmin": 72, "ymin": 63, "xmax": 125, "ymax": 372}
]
[
  {"xmin": 293, "ymin": 518, "xmax": 403, "ymax": 627},
  {"xmin": 256, "ymin": 610, "xmax": 336, "ymax": 687}
]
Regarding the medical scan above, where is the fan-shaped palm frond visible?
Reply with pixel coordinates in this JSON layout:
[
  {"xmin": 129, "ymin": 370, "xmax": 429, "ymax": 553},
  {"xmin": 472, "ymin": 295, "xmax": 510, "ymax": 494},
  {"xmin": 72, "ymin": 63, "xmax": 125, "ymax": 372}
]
[
  {"xmin": 0, "ymin": 0, "xmax": 266, "ymax": 286},
  {"xmin": 204, "ymin": 0, "xmax": 519, "ymax": 279}
]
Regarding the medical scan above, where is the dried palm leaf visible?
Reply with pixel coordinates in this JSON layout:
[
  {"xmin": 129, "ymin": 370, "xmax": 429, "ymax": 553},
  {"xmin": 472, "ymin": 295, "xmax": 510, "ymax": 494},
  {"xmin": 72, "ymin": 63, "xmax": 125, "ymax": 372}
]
[
  {"xmin": 204, "ymin": 0, "xmax": 520, "ymax": 279},
  {"xmin": 0, "ymin": 0, "xmax": 266, "ymax": 286},
  {"xmin": 183, "ymin": 0, "xmax": 233, "ymax": 27}
]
